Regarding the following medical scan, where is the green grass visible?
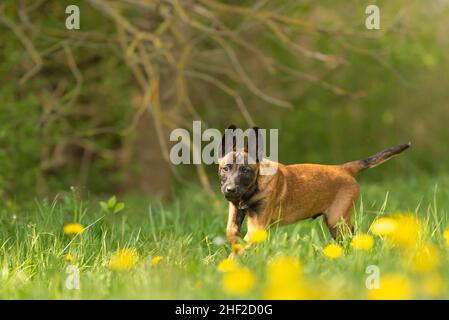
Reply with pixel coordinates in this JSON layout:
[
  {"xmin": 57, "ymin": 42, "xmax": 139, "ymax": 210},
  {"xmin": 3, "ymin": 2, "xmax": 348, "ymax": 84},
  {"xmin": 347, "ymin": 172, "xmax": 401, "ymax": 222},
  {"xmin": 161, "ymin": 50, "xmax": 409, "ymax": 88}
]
[{"xmin": 1, "ymin": 174, "xmax": 449, "ymax": 299}]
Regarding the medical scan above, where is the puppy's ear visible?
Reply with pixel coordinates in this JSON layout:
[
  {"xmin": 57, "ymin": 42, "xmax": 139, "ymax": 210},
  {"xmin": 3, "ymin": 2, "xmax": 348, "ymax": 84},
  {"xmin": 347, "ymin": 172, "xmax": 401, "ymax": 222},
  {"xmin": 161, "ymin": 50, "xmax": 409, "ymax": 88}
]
[
  {"xmin": 253, "ymin": 127, "xmax": 264, "ymax": 162},
  {"xmin": 219, "ymin": 125, "xmax": 237, "ymax": 159}
]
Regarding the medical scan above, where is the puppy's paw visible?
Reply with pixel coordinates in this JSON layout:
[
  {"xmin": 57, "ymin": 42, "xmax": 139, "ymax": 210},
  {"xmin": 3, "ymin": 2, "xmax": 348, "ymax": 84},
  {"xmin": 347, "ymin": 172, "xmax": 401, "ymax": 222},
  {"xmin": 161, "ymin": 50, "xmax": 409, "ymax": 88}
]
[{"xmin": 227, "ymin": 252, "xmax": 237, "ymax": 260}]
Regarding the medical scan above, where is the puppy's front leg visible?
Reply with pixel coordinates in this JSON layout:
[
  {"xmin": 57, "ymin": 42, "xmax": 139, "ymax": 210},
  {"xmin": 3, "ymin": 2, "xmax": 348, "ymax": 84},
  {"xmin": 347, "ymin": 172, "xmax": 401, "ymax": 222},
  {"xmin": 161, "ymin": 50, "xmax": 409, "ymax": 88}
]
[
  {"xmin": 244, "ymin": 213, "xmax": 270, "ymax": 244},
  {"xmin": 226, "ymin": 203, "xmax": 245, "ymax": 244}
]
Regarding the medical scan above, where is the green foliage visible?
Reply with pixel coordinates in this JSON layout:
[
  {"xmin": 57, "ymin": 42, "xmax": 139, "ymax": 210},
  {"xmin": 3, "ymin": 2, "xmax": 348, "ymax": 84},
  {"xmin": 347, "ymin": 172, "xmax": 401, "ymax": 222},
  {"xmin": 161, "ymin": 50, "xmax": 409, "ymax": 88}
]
[
  {"xmin": 267, "ymin": 0, "xmax": 449, "ymax": 177},
  {"xmin": 0, "ymin": 1, "xmax": 134, "ymax": 197},
  {"xmin": 0, "ymin": 177, "xmax": 449, "ymax": 298},
  {"xmin": 0, "ymin": 0, "xmax": 448, "ymax": 198},
  {"xmin": 100, "ymin": 196, "xmax": 125, "ymax": 214}
]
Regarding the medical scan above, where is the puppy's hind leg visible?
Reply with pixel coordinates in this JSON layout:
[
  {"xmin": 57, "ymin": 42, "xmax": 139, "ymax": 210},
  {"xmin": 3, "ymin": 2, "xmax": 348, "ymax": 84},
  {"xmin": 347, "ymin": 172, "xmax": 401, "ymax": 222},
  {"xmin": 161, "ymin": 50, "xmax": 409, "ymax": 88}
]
[{"xmin": 324, "ymin": 186, "xmax": 359, "ymax": 240}]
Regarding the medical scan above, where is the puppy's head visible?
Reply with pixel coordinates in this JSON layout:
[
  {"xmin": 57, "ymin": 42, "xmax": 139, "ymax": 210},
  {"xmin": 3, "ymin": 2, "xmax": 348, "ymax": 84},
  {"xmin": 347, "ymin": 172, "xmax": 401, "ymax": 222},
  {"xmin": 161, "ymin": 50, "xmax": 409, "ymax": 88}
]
[{"xmin": 218, "ymin": 125, "xmax": 263, "ymax": 202}]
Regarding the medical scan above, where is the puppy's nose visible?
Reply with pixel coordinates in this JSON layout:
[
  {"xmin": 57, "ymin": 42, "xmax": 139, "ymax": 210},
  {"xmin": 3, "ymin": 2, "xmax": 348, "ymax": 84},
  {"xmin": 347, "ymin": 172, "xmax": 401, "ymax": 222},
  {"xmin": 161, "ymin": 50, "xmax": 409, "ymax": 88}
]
[{"xmin": 226, "ymin": 186, "xmax": 236, "ymax": 193}]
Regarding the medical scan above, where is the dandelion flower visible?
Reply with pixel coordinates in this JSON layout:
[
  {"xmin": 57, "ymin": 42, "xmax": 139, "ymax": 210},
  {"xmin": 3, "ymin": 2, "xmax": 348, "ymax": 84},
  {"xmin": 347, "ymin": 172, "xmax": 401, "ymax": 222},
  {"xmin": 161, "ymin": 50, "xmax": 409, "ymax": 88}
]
[
  {"xmin": 371, "ymin": 214, "xmax": 422, "ymax": 248},
  {"xmin": 422, "ymin": 274, "xmax": 443, "ymax": 296},
  {"xmin": 150, "ymin": 256, "xmax": 163, "ymax": 266},
  {"xmin": 368, "ymin": 274, "xmax": 412, "ymax": 300},
  {"xmin": 222, "ymin": 268, "xmax": 255, "ymax": 294},
  {"xmin": 323, "ymin": 244, "xmax": 343, "ymax": 259},
  {"xmin": 217, "ymin": 258, "xmax": 238, "ymax": 273},
  {"xmin": 266, "ymin": 256, "xmax": 302, "ymax": 283},
  {"xmin": 232, "ymin": 243, "xmax": 244, "ymax": 254},
  {"xmin": 249, "ymin": 229, "xmax": 267, "ymax": 244},
  {"xmin": 109, "ymin": 249, "xmax": 138, "ymax": 271},
  {"xmin": 63, "ymin": 223, "xmax": 85, "ymax": 236},
  {"xmin": 388, "ymin": 214, "xmax": 422, "ymax": 247},
  {"xmin": 65, "ymin": 254, "xmax": 73, "ymax": 263},
  {"xmin": 263, "ymin": 281, "xmax": 312, "ymax": 300},
  {"xmin": 407, "ymin": 244, "xmax": 441, "ymax": 273},
  {"xmin": 369, "ymin": 217, "xmax": 397, "ymax": 236},
  {"xmin": 351, "ymin": 234, "xmax": 374, "ymax": 251},
  {"xmin": 263, "ymin": 256, "xmax": 309, "ymax": 299},
  {"xmin": 443, "ymin": 228, "xmax": 449, "ymax": 246}
]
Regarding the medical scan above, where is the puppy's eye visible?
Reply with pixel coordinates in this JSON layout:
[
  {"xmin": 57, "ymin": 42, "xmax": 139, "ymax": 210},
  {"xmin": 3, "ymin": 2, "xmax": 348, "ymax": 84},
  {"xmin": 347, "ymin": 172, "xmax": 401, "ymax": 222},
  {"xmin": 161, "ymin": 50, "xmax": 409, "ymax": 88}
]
[{"xmin": 222, "ymin": 165, "xmax": 231, "ymax": 172}]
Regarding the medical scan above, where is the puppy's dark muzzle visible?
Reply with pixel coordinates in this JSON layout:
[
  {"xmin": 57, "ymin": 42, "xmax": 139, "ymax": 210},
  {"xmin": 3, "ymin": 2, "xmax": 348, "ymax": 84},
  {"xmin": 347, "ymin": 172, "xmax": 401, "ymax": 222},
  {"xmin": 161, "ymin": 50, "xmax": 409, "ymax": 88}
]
[{"xmin": 224, "ymin": 186, "xmax": 242, "ymax": 201}]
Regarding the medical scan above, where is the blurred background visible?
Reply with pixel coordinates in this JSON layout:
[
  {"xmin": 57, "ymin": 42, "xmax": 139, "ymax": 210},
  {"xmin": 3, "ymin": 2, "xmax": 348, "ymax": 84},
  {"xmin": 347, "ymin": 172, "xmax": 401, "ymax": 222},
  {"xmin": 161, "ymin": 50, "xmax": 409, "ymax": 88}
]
[{"xmin": 0, "ymin": 0, "xmax": 448, "ymax": 201}]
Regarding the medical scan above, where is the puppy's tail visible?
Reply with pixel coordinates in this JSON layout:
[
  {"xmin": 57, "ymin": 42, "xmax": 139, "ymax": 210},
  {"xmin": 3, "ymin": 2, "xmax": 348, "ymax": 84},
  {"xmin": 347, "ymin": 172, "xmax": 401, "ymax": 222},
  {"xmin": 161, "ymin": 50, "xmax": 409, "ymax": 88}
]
[{"xmin": 343, "ymin": 142, "xmax": 411, "ymax": 176}]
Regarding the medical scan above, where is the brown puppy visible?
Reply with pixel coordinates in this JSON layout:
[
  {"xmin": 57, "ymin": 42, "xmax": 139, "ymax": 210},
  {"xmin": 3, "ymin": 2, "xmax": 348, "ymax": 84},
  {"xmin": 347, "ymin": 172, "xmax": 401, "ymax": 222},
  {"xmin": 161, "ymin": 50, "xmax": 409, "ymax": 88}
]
[{"xmin": 218, "ymin": 126, "xmax": 410, "ymax": 243}]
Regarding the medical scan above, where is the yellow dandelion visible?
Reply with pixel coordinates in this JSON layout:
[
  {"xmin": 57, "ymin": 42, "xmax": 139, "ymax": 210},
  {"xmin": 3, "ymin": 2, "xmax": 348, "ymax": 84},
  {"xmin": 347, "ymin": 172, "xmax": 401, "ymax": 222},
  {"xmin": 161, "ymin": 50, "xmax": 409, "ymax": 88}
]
[
  {"xmin": 217, "ymin": 258, "xmax": 238, "ymax": 273},
  {"xmin": 263, "ymin": 281, "xmax": 313, "ymax": 300},
  {"xmin": 65, "ymin": 254, "xmax": 73, "ymax": 263},
  {"xmin": 407, "ymin": 244, "xmax": 441, "ymax": 273},
  {"xmin": 351, "ymin": 234, "xmax": 374, "ymax": 251},
  {"xmin": 371, "ymin": 214, "xmax": 422, "ymax": 248},
  {"xmin": 388, "ymin": 214, "xmax": 422, "ymax": 248},
  {"xmin": 232, "ymin": 243, "xmax": 244, "ymax": 254},
  {"xmin": 266, "ymin": 256, "xmax": 302, "ymax": 284},
  {"xmin": 263, "ymin": 256, "xmax": 309, "ymax": 299},
  {"xmin": 369, "ymin": 217, "xmax": 397, "ymax": 236},
  {"xmin": 368, "ymin": 274, "xmax": 412, "ymax": 300},
  {"xmin": 222, "ymin": 268, "xmax": 255, "ymax": 294},
  {"xmin": 323, "ymin": 244, "xmax": 343, "ymax": 259},
  {"xmin": 63, "ymin": 223, "xmax": 85, "ymax": 236},
  {"xmin": 109, "ymin": 248, "xmax": 138, "ymax": 271},
  {"xmin": 443, "ymin": 228, "xmax": 449, "ymax": 246},
  {"xmin": 422, "ymin": 274, "xmax": 443, "ymax": 297},
  {"xmin": 150, "ymin": 256, "xmax": 163, "ymax": 266},
  {"xmin": 249, "ymin": 229, "xmax": 268, "ymax": 244}
]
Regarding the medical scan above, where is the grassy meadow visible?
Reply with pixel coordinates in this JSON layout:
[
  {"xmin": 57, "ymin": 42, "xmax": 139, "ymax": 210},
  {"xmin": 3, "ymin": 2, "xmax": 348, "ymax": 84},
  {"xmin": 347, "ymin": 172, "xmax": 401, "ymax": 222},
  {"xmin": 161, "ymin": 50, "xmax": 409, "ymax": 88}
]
[
  {"xmin": 1, "ymin": 0, "xmax": 448, "ymax": 302},
  {"xmin": 1, "ymin": 174, "xmax": 449, "ymax": 300}
]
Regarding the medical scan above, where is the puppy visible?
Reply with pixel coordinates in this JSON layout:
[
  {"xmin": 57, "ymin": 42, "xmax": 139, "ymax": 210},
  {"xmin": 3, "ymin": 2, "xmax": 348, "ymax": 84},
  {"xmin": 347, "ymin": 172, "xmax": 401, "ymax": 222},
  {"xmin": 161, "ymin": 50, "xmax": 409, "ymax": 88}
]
[{"xmin": 218, "ymin": 125, "xmax": 410, "ymax": 243}]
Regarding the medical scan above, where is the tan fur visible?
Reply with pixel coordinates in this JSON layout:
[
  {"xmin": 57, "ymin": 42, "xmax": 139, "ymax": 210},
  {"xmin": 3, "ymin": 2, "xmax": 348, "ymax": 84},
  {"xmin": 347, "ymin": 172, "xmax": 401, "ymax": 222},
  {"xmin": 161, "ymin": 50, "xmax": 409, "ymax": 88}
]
[
  {"xmin": 246, "ymin": 161, "xmax": 358, "ymax": 240},
  {"xmin": 220, "ymin": 143, "xmax": 410, "ymax": 244}
]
